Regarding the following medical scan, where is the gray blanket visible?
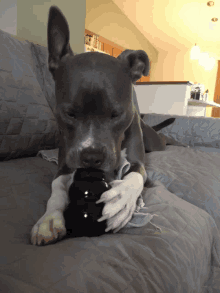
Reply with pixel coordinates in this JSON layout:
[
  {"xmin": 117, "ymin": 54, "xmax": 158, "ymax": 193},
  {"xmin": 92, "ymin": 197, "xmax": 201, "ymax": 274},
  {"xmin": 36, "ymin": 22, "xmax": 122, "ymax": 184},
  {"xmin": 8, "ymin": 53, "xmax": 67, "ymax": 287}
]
[
  {"xmin": 0, "ymin": 145, "xmax": 220, "ymax": 292},
  {"xmin": 29, "ymin": 145, "xmax": 220, "ymax": 292}
]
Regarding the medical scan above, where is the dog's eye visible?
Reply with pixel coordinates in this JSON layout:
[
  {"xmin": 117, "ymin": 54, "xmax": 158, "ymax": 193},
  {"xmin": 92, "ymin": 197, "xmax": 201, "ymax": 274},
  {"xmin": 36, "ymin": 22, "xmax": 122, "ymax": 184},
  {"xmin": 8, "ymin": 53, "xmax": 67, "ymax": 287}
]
[
  {"xmin": 111, "ymin": 111, "xmax": 121, "ymax": 119},
  {"xmin": 67, "ymin": 112, "xmax": 75, "ymax": 118}
]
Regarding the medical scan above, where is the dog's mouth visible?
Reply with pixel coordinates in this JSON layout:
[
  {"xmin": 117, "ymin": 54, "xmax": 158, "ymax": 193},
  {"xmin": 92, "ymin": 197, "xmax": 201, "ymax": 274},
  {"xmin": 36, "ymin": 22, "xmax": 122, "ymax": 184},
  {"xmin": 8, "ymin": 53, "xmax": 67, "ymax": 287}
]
[
  {"xmin": 66, "ymin": 148, "xmax": 120, "ymax": 178},
  {"xmin": 73, "ymin": 166, "xmax": 119, "ymax": 184},
  {"xmin": 79, "ymin": 167, "xmax": 118, "ymax": 183},
  {"xmin": 65, "ymin": 143, "xmax": 125, "ymax": 183},
  {"xmin": 74, "ymin": 167, "xmax": 105, "ymax": 181}
]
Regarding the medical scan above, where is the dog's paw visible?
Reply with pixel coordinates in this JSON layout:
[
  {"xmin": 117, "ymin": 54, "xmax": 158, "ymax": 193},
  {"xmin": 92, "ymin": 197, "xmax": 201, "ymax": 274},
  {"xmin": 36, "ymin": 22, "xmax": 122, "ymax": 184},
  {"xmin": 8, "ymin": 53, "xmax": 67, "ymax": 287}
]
[
  {"xmin": 97, "ymin": 172, "xmax": 144, "ymax": 233},
  {"xmin": 31, "ymin": 210, "xmax": 66, "ymax": 246}
]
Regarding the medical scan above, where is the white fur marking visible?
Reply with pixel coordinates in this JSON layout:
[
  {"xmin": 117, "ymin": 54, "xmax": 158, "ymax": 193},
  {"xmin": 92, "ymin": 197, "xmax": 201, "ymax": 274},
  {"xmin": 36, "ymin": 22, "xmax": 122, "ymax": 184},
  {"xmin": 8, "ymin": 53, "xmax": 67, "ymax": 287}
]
[
  {"xmin": 80, "ymin": 127, "xmax": 95, "ymax": 149},
  {"xmin": 31, "ymin": 172, "xmax": 75, "ymax": 245},
  {"xmin": 81, "ymin": 136, "xmax": 95, "ymax": 148}
]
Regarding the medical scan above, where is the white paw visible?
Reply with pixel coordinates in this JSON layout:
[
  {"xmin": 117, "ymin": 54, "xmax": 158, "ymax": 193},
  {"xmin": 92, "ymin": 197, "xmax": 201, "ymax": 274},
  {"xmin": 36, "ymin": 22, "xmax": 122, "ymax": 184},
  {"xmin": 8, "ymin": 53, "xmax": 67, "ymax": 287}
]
[
  {"xmin": 96, "ymin": 172, "xmax": 144, "ymax": 233},
  {"xmin": 31, "ymin": 210, "xmax": 66, "ymax": 246}
]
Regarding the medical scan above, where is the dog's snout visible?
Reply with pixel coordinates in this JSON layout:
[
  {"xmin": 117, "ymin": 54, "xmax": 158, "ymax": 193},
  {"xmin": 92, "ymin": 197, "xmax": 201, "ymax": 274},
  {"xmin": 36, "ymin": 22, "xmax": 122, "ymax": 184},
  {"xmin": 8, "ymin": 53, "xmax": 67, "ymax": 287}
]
[{"xmin": 80, "ymin": 146, "xmax": 106, "ymax": 168}]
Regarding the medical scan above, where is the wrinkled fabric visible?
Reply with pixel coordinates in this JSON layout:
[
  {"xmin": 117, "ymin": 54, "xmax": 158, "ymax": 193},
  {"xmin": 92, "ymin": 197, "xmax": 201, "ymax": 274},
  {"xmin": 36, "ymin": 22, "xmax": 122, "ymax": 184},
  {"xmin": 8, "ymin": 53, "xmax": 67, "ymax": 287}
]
[
  {"xmin": 0, "ymin": 30, "xmax": 59, "ymax": 160},
  {"xmin": 0, "ymin": 152, "xmax": 220, "ymax": 292},
  {"xmin": 143, "ymin": 113, "xmax": 220, "ymax": 149}
]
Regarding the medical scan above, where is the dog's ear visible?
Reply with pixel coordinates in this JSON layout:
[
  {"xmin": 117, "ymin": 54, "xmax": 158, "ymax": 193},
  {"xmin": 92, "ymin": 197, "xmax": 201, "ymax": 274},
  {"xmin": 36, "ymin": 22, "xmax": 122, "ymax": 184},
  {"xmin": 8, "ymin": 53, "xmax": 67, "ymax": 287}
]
[
  {"xmin": 117, "ymin": 50, "xmax": 150, "ymax": 83},
  {"xmin": 47, "ymin": 6, "xmax": 74, "ymax": 76}
]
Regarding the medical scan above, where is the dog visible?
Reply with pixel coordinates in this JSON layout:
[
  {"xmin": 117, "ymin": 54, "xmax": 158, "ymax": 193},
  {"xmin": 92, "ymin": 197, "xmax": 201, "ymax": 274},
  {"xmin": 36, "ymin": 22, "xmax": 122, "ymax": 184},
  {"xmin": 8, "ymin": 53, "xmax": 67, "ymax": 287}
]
[{"xmin": 31, "ymin": 6, "xmax": 187, "ymax": 245}]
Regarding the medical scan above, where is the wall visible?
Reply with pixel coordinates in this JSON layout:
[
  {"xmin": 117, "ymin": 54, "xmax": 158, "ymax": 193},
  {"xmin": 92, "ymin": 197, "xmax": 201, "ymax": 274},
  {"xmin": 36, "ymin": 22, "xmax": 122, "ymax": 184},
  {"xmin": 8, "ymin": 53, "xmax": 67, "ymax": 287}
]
[
  {"xmin": 152, "ymin": 48, "xmax": 218, "ymax": 117},
  {"xmin": 85, "ymin": 0, "xmax": 158, "ymax": 63},
  {"xmin": 85, "ymin": 0, "xmax": 218, "ymax": 117},
  {"xmin": 16, "ymin": 0, "xmax": 86, "ymax": 53},
  {"xmin": 1, "ymin": 0, "xmax": 217, "ymax": 117},
  {"xmin": 0, "ymin": 0, "xmax": 17, "ymax": 35}
]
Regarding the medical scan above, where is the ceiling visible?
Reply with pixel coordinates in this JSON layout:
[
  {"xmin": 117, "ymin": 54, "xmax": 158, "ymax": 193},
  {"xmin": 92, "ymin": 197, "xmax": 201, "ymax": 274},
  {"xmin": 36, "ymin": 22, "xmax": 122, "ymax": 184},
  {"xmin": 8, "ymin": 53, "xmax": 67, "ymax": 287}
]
[{"xmin": 112, "ymin": 0, "xmax": 220, "ymax": 58}]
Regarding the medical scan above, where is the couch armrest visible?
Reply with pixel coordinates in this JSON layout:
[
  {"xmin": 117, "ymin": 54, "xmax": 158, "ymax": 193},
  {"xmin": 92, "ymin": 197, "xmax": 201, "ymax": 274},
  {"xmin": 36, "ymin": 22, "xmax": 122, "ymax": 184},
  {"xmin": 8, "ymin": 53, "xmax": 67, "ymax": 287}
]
[{"xmin": 142, "ymin": 113, "xmax": 220, "ymax": 149}]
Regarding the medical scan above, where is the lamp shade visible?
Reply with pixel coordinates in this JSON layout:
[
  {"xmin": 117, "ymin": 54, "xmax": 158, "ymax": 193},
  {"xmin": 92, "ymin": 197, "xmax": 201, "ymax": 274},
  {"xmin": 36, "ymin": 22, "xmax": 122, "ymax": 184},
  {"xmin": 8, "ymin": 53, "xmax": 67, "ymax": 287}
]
[
  {"xmin": 190, "ymin": 45, "xmax": 201, "ymax": 60},
  {"xmin": 204, "ymin": 57, "xmax": 216, "ymax": 71},
  {"xmin": 199, "ymin": 52, "xmax": 209, "ymax": 67}
]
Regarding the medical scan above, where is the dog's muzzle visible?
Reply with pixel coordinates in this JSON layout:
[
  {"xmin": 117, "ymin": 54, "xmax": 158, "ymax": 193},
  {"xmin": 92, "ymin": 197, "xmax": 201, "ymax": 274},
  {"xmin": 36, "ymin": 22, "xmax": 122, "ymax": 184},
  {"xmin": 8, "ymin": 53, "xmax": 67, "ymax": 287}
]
[{"xmin": 80, "ymin": 146, "xmax": 107, "ymax": 168}]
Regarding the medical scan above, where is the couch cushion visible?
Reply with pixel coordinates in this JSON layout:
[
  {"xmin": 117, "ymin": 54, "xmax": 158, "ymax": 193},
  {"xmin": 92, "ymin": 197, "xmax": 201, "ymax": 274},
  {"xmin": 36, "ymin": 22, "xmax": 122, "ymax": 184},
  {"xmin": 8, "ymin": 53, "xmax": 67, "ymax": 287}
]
[
  {"xmin": 142, "ymin": 113, "xmax": 220, "ymax": 149},
  {"xmin": 0, "ymin": 30, "xmax": 59, "ymax": 160},
  {"xmin": 145, "ymin": 145, "xmax": 220, "ymax": 231}
]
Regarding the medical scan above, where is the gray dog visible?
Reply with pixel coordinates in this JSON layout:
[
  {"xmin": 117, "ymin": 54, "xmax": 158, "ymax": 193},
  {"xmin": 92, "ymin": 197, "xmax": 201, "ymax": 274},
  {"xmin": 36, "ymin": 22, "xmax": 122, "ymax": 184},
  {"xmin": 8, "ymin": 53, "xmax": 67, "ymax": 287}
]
[{"xmin": 31, "ymin": 6, "xmax": 186, "ymax": 245}]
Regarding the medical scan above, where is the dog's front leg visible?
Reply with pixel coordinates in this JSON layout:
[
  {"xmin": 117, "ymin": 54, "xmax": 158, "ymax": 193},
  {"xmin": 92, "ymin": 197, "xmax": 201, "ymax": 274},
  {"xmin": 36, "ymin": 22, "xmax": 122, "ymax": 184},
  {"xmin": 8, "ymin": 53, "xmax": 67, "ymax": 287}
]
[
  {"xmin": 31, "ymin": 173, "xmax": 74, "ymax": 245},
  {"xmin": 97, "ymin": 112, "xmax": 147, "ymax": 233},
  {"xmin": 96, "ymin": 169, "xmax": 144, "ymax": 233}
]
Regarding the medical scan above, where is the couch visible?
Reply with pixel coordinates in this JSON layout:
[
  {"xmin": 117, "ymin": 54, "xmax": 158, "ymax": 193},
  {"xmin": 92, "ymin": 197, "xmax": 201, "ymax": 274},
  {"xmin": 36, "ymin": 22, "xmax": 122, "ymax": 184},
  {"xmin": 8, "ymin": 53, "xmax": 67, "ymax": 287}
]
[{"xmin": 0, "ymin": 29, "xmax": 220, "ymax": 293}]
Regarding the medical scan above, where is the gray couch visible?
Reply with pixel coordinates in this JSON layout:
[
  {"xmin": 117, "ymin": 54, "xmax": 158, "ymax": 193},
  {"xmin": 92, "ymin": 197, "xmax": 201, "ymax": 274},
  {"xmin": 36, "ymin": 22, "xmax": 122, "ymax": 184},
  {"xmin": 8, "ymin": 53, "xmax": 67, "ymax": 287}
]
[{"xmin": 1, "ymin": 29, "xmax": 220, "ymax": 293}]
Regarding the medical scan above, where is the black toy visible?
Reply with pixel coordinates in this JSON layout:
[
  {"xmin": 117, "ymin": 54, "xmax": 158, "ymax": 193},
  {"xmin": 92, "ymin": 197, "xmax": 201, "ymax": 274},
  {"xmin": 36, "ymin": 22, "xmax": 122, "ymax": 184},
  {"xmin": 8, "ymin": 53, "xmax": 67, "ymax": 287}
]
[{"xmin": 63, "ymin": 168, "xmax": 111, "ymax": 237}]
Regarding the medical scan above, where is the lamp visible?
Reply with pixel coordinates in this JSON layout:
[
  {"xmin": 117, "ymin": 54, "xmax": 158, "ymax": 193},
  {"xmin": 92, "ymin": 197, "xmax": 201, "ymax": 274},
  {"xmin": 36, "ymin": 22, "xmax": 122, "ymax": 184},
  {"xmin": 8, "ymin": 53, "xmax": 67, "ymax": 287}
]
[
  {"xmin": 190, "ymin": 2, "xmax": 216, "ymax": 70},
  {"xmin": 190, "ymin": 44, "xmax": 201, "ymax": 60},
  {"xmin": 204, "ymin": 56, "xmax": 215, "ymax": 70},
  {"xmin": 199, "ymin": 52, "xmax": 209, "ymax": 67}
]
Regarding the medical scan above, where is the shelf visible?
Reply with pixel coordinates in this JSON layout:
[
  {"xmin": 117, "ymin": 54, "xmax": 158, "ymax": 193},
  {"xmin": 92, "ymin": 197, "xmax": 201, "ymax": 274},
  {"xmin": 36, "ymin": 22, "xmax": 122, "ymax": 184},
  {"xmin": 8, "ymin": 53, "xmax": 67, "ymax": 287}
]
[
  {"xmin": 84, "ymin": 44, "xmax": 110, "ymax": 55},
  {"xmin": 188, "ymin": 99, "xmax": 220, "ymax": 108}
]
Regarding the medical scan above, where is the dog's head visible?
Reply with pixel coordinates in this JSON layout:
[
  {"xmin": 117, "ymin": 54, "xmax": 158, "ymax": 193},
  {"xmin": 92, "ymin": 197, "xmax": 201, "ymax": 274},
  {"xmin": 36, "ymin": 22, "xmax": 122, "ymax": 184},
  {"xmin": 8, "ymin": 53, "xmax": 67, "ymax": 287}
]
[{"xmin": 47, "ymin": 6, "xmax": 149, "ymax": 177}]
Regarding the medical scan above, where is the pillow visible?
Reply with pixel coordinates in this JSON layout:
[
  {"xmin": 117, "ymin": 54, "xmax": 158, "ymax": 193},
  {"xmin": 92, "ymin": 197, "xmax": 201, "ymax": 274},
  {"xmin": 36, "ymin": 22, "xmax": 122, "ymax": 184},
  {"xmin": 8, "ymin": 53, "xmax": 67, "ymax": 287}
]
[{"xmin": 0, "ymin": 29, "xmax": 59, "ymax": 160}]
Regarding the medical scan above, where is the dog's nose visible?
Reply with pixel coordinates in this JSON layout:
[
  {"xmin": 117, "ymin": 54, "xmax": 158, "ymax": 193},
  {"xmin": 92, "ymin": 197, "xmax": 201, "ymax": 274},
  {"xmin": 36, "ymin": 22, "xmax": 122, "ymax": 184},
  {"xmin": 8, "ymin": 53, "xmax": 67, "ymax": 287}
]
[{"xmin": 80, "ymin": 147, "xmax": 105, "ymax": 168}]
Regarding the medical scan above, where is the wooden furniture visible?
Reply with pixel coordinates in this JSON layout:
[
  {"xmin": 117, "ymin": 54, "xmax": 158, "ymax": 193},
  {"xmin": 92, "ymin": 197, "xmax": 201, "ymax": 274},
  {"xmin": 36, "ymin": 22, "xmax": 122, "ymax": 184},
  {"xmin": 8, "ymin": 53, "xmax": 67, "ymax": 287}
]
[
  {"xmin": 85, "ymin": 29, "xmax": 124, "ymax": 56},
  {"xmin": 212, "ymin": 60, "xmax": 220, "ymax": 117}
]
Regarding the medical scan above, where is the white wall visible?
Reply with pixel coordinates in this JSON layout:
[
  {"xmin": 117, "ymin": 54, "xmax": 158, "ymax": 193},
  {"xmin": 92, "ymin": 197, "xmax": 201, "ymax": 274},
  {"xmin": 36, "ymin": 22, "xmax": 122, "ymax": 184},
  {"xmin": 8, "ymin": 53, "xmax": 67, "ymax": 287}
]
[
  {"xmin": 0, "ymin": 1, "xmax": 86, "ymax": 54},
  {"xmin": 17, "ymin": 1, "xmax": 86, "ymax": 53},
  {"xmin": 0, "ymin": 0, "xmax": 17, "ymax": 35}
]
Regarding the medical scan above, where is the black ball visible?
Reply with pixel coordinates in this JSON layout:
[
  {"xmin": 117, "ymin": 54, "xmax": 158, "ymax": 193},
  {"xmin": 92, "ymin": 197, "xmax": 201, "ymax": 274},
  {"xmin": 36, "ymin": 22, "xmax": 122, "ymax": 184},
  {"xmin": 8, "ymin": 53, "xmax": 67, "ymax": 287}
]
[{"xmin": 63, "ymin": 168, "xmax": 111, "ymax": 238}]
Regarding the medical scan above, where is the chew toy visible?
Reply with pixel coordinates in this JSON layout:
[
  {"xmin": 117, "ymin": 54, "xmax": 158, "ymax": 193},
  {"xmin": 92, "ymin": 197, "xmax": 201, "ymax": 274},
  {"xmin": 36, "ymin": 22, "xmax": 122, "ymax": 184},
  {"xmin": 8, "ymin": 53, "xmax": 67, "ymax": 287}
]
[{"xmin": 64, "ymin": 168, "xmax": 111, "ymax": 237}]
